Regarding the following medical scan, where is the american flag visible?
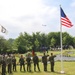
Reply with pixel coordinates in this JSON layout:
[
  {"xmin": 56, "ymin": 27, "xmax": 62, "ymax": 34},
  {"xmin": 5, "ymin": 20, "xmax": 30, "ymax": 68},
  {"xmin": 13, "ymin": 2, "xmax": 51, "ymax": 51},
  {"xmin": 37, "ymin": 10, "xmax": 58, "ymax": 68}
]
[{"xmin": 60, "ymin": 7, "xmax": 73, "ymax": 28}]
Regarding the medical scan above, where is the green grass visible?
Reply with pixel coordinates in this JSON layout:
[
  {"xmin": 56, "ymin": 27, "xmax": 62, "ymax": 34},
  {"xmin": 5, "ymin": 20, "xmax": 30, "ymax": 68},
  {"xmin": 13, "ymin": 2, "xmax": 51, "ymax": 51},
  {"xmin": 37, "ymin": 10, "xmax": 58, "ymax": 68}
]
[
  {"xmin": 13, "ymin": 49, "xmax": 75, "ymax": 75},
  {"xmin": 1, "ymin": 61, "xmax": 74, "ymax": 75},
  {"xmin": 0, "ymin": 49, "xmax": 75, "ymax": 75}
]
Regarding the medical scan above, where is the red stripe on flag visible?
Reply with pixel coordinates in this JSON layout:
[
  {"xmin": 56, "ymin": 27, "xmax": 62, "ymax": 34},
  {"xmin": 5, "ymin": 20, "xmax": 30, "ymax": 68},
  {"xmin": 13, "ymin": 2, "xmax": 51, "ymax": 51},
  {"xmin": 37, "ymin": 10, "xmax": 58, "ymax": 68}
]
[{"xmin": 61, "ymin": 17, "xmax": 73, "ymax": 28}]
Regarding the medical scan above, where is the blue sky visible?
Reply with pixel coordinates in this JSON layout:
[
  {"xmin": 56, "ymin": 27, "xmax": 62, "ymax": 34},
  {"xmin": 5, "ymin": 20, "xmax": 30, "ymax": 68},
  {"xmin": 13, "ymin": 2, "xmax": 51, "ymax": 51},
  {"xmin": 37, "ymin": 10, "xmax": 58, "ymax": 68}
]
[{"xmin": 0, "ymin": 0, "xmax": 75, "ymax": 39}]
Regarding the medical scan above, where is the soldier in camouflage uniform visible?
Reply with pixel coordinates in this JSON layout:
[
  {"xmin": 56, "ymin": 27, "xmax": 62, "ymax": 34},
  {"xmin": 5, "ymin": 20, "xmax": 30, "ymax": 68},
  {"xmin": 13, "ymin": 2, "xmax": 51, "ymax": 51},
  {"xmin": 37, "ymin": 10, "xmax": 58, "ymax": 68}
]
[
  {"xmin": 0, "ymin": 54, "xmax": 2, "ymax": 74},
  {"xmin": 42, "ymin": 53, "xmax": 47, "ymax": 71},
  {"xmin": 12, "ymin": 56, "xmax": 17, "ymax": 71},
  {"xmin": 19, "ymin": 55, "xmax": 25, "ymax": 72},
  {"xmin": 26, "ymin": 53, "xmax": 31, "ymax": 72},
  {"xmin": 49, "ymin": 53, "xmax": 56, "ymax": 72},
  {"xmin": 7, "ymin": 54, "xmax": 12, "ymax": 74},
  {"xmin": 33, "ymin": 53, "xmax": 40, "ymax": 72},
  {"xmin": 1, "ymin": 55, "xmax": 6, "ymax": 75}
]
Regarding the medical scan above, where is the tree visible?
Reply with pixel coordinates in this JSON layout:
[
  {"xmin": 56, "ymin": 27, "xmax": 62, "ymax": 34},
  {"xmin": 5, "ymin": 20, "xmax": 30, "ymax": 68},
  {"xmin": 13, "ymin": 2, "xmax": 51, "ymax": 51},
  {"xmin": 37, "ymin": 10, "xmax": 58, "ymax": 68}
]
[
  {"xmin": 34, "ymin": 38, "xmax": 40, "ymax": 51},
  {"xmin": 7, "ymin": 38, "xmax": 15, "ymax": 53},
  {"xmin": 62, "ymin": 32, "xmax": 73, "ymax": 49},
  {"xmin": 51, "ymin": 37, "xmax": 56, "ymax": 47},
  {"xmin": 73, "ymin": 37, "xmax": 75, "ymax": 48},
  {"xmin": 13, "ymin": 31, "xmax": 75, "ymax": 53},
  {"xmin": 47, "ymin": 32, "xmax": 60, "ymax": 48},
  {"xmin": 0, "ymin": 36, "xmax": 8, "ymax": 53}
]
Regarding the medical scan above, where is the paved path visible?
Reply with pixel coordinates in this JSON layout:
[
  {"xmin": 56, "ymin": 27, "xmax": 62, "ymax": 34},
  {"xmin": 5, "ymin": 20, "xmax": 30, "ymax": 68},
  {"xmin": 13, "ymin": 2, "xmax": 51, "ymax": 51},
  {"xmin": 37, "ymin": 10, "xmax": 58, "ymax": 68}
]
[
  {"xmin": 55, "ymin": 55, "xmax": 75, "ymax": 61},
  {"xmin": 38, "ymin": 55, "xmax": 75, "ymax": 61}
]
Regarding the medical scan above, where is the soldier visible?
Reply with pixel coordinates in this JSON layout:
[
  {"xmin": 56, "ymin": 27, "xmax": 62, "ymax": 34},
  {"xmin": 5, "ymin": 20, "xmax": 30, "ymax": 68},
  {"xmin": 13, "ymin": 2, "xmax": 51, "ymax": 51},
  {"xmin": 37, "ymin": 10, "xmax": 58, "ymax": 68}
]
[
  {"xmin": 33, "ymin": 53, "xmax": 40, "ymax": 72},
  {"xmin": 12, "ymin": 56, "xmax": 17, "ymax": 71},
  {"xmin": 1, "ymin": 55, "xmax": 6, "ymax": 75},
  {"xmin": 26, "ymin": 53, "xmax": 31, "ymax": 72},
  {"xmin": 0, "ymin": 54, "xmax": 2, "ymax": 74},
  {"xmin": 42, "ymin": 53, "xmax": 47, "ymax": 71},
  {"xmin": 19, "ymin": 55, "xmax": 25, "ymax": 72},
  {"xmin": 49, "ymin": 53, "xmax": 56, "ymax": 72},
  {"xmin": 7, "ymin": 54, "xmax": 12, "ymax": 74}
]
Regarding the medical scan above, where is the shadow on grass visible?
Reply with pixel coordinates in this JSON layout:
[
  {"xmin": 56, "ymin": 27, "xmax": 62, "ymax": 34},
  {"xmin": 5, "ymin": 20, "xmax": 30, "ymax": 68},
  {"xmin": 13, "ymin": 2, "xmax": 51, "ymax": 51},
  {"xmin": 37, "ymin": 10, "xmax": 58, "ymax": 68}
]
[
  {"xmin": 34, "ymin": 71, "xmax": 42, "ymax": 73},
  {"xmin": 53, "ymin": 71, "xmax": 69, "ymax": 75},
  {"xmin": 8, "ymin": 73, "xmax": 13, "ymax": 75},
  {"xmin": 45, "ymin": 71, "xmax": 65, "ymax": 74},
  {"xmin": 6, "ymin": 71, "xmax": 72, "ymax": 75},
  {"xmin": 20, "ymin": 71, "xmax": 34, "ymax": 73}
]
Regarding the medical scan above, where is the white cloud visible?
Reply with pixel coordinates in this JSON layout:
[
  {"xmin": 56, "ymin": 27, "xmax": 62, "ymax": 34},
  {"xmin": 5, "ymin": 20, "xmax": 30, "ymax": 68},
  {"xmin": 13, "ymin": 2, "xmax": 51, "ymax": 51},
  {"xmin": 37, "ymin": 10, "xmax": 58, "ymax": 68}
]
[
  {"xmin": 70, "ymin": 0, "xmax": 75, "ymax": 7},
  {"xmin": 0, "ymin": 0, "xmax": 74, "ymax": 39}
]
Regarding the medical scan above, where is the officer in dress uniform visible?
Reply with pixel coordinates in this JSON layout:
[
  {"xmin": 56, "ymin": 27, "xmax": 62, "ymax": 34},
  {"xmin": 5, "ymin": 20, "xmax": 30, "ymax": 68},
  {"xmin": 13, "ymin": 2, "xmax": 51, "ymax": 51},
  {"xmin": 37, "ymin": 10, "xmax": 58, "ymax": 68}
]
[
  {"xmin": 42, "ymin": 53, "xmax": 48, "ymax": 71},
  {"xmin": 33, "ymin": 53, "xmax": 40, "ymax": 72},
  {"xmin": 49, "ymin": 53, "xmax": 56, "ymax": 72}
]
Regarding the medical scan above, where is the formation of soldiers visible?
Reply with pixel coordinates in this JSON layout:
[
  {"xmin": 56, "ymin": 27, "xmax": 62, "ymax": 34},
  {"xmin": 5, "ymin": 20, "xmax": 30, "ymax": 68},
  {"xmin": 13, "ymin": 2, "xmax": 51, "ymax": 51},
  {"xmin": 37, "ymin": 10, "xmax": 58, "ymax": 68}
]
[
  {"xmin": 0, "ymin": 52, "xmax": 56, "ymax": 75},
  {"xmin": 0, "ymin": 54, "xmax": 15, "ymax": 75}
]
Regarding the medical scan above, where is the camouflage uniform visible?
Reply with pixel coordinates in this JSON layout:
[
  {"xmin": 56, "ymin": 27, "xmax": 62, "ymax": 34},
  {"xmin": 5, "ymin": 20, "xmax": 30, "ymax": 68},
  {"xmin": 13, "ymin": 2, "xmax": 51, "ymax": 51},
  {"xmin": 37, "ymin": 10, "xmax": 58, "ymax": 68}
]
[
  {"xmin": 0, "ymin": 55, "xmax": 2, "ymax": 74},
  {"xmin": 7, "ymin": 55, "xmax": 12, "ymax": 74},
  {"xmin": 1, "ymin": 55, "xmax": 6, "ymax": 75},
  {"xmin": 49, "ymin": 53, "xmax": 56, "ymax": 72},
  {"xmin": 33, "ymin": 54, "xmax": 40, "ymax": 71},
  {"xmin": 12, "ymin": 56, "xmax": 16, "ymax": 71},
  {"xmin": 42, "ymin": 53, "xmax": 47, "ymax": 71},
  {"xmin": 19, "ymin": 55, "xmax": 25, "ymax": 72},
  {"xmin": 26, "ymin": 53, "xmax": 32, "ymax": 72}
]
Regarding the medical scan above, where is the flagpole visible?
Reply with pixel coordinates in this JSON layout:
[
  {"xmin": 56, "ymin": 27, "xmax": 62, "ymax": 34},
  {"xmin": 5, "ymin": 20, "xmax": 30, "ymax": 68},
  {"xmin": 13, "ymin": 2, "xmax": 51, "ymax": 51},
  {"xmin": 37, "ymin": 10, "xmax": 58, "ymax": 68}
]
[{"xmin": 60, "ymin": 5, "xmax": 65, "ymax": 74}]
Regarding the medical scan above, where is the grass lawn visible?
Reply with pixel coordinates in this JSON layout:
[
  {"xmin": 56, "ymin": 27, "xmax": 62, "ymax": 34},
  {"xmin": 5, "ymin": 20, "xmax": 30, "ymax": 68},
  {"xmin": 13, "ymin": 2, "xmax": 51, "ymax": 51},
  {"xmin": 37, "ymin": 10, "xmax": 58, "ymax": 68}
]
[
  {"xmin": 12, "ymin": 49, "xmax": 75, "ymax": 75},
  {"xmin": 4, "ymin": 61, "xmax": 75, "ymax": 75},
  {"xmin": 0, "ymin": 49, "xmax": 75, "ymax": 75}
]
